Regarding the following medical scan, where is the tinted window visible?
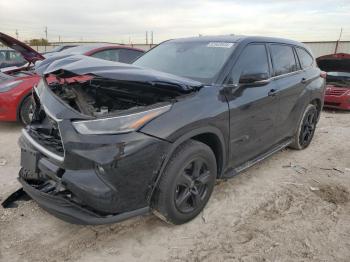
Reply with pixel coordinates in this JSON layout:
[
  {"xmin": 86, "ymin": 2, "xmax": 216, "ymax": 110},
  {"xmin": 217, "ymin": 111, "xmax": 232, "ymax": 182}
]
[
  {"xmin": 119, "ymin": 49, "xmax": 143, "ymax": 63},
  {"xmin": 270, "ymin": 44, "xmax": 298, "ymax": 76},
  {"xmin": 296, "ymin": 47, "xmax": 313, "ymax": 68},
  {"xmin": 91, "ymin": 49, "xmax": 120, "ymax": 62},
  {"xmin": 8, "ymin": 51, "xmax": 24, "ymax": 62},
  {"xmin": 0, "ymin": 51, "xmax": 6, "ymax": 61},
  {"xmin": 133, "ymin": 41, "xmax": 235, "ymax": 84},
  {"xmin": 229, "ymin": 44, "xmax": 269, "ymax": 83}
]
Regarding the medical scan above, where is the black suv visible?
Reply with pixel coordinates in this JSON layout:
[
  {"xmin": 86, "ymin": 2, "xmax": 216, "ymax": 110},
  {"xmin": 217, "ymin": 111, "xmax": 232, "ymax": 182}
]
[{"xmin": 15, "ymin": 36, "xmax": 325, "ymax": 225}]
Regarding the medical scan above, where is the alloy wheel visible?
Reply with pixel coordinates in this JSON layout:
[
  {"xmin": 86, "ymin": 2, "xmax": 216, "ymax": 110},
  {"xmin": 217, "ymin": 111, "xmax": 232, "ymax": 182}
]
[
  {"xmin": 299, "ymin": 110, "xmax": 317, "ymax": 146},
  {"xmin": 174, "ymin": 158, "xmax": 211, "ymax": 214}
]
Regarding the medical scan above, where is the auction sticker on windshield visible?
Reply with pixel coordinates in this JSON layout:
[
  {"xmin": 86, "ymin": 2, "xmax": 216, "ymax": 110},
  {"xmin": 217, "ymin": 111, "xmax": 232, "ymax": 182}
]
[{"xmin": 207, "ymin": 42, "xmax": 234, "ymax": 48}]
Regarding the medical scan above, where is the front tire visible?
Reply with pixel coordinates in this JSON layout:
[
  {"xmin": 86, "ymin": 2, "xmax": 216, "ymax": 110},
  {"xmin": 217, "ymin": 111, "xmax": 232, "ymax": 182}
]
[
  {"xmin": 19, "ymin": 96, "xmax": 34, "ymax": 126},
  {"xmin": 153, "ymin": 140, "xmax": 217, "ymax": 225},
  {"xmin": 289, "ymin": 104, "xmax": 318, "ymax": 150}
]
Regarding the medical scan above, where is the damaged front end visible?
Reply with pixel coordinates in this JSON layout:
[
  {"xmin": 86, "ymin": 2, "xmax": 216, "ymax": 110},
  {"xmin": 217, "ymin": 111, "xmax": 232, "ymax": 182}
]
[
  {"xmin": 317, "ymin": 53, "xmax": 350, "ymax": 110},
  {"xmin": 4, "ymin": 55, "xmax": 201, "ymax": 224}
]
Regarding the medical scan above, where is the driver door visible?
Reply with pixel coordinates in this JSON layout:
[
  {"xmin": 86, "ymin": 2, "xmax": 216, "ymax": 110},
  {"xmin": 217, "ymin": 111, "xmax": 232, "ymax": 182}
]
[{"xmin": 224, "ymin": 43, "xmax": 280, "ymax": 168}]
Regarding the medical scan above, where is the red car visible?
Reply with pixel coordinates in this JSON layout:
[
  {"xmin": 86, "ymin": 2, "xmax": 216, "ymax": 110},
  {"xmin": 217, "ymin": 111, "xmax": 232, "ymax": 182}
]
[
  {"xmin": 0, "ymin": 32, "xmax": 144, "ymax": 124},
  {"xmin": 317, "ymin": 53, "xmax": 350, "ymax": 110}
]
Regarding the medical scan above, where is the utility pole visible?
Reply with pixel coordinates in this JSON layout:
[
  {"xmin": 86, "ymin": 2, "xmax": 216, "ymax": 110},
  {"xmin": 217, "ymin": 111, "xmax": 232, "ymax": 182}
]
[
  {"xmin": 146, "ymin": 31, "xmax": 148, "ymax": 45},
  {"xmin": 151, "ymin": 31, "xmax": 153, "ymax": 45},
  {"xmin": 334, "ymin": 27, "xmax": 343, "ymax": 54},
  {"xmin": 15, "ymin": 29, "xmax": 19, "ymax": 39},
  {"xmin": 44, "ymin": 26, "xmax": 48, "ymax": 52},
  {"xmin": 44, "ymin": 26, "xmax": 48, "ymax": 40}
]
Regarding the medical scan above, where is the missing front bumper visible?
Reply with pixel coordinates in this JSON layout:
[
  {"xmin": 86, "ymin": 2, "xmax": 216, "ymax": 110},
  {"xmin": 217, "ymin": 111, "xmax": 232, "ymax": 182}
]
[{"xmin": 19, "ymin": 177, "xmax": 150, "ymax": 225}]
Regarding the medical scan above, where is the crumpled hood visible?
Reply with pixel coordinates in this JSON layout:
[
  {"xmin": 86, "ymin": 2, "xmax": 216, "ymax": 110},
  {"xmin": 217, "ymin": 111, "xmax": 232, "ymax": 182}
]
[
  {"xmin": 35, "ymin": 54, "xmax": 203, "ymax": 92},
  {"xmin": 316, "ymin": 53, "xmax": 350, "ymax": 73},
  {"xmin": 0, "ymin": 72, "xmax": 14, "ymax": 82},
  {"xmin": 0, "ymin": 32, "xmax": 45, "ymax": 63}
]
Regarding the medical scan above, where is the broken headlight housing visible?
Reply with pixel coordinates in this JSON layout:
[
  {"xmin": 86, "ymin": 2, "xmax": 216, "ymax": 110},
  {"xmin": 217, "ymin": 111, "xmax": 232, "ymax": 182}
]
[{"xmin": 72, "ymin": 105, "xmax": 171, "ymax": 135}]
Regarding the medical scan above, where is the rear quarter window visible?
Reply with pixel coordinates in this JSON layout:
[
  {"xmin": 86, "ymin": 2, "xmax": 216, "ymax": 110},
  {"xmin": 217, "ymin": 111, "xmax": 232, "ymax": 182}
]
[
  {"xmin": 296, "ymin": 47, "xmax": 314, "ymax": 69},
  {"xmin": 270, "ymin": 44, "xmax": 298, "ymax": 76}
]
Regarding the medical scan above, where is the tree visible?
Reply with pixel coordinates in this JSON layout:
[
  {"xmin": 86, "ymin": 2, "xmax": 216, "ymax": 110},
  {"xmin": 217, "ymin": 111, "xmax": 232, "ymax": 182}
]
[{"xmin": 29, "ymin": 38, "xmax": 50, "ymax": 46}]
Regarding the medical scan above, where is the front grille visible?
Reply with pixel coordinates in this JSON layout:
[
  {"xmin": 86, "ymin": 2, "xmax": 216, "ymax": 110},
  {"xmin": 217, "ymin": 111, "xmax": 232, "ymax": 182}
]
[
  {"xmin": 27, "ymin": 115, "xmax": 64, "ymax": 157},
  {"xmin": 325, "ymin": 88, "xmax": 347, "ymax": 96}
]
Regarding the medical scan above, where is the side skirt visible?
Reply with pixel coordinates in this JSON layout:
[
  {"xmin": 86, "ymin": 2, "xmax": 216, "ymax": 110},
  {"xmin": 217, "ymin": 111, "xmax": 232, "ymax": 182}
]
[{"xmin": 222, "ymin": 138, "xmax": 293, "ymax": 179}]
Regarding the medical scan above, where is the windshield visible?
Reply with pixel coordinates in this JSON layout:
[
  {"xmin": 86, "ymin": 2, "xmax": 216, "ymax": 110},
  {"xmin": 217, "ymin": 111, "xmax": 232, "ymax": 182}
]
[
  {"xmin": 133, "ymin": 41, "xmax": 235, "ymax": 84},
  {"xmin": 50, "ymin": 45, "xmax": 77, "ymax": 53}
]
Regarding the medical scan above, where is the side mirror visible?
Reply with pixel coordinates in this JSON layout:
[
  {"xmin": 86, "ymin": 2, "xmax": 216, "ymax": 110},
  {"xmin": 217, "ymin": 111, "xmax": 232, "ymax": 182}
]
[{"xmin": 239, "ymin": 71, "xmax": 270, "ymax": 86}]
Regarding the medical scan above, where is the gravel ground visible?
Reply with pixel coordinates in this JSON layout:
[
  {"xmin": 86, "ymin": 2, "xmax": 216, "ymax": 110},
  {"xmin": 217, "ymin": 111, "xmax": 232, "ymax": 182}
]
[{"xmin": 0, "ymin": 110, "xmax": 350, "ymax": 262}]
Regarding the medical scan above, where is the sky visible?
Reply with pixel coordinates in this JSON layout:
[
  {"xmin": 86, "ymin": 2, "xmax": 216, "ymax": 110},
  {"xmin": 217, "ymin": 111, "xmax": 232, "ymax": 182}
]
[{"xmin": 1, "ymin": 0, "xmax": 350, "ymax": 44}]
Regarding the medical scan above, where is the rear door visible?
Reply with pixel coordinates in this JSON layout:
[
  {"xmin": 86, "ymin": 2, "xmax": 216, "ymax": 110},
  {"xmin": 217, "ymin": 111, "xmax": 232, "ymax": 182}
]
[
  {"xmin": 269, "ymin": 44, "xmax": 305, "ymax": 141},
  {"xmin": 225, "ymin": 43, "xmax": 280, "ymax": 168}
]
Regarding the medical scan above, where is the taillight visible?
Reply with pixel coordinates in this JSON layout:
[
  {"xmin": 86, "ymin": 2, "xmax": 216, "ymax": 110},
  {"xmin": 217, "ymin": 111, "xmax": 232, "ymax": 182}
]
[{"xmin": 320, "ymin": 71, "xmax": 327, "ymax": 79}]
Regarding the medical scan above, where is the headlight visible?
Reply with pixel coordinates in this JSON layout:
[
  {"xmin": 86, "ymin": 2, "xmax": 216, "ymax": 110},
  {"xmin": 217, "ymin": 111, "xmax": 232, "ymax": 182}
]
[
  {"xmin": 72, "ymin": 105, "xmax": 171, "ymax": 135},
  {"xmin": 0, "ymin": 80, "xmax": 23, "ymax": 93}
]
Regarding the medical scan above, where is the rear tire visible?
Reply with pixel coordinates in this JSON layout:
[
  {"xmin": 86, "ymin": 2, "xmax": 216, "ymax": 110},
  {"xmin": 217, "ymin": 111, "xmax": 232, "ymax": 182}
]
[
  {"xmin": 19, "ymin": 96, "xmax": 34, "ymax": 126},
  {"xmin": 289, "ymin": 104, "xmax": 318, "ymax": 150},
  {"xmin": 153, "ymin": 140, "xmax": 217, "ymax": 225}
]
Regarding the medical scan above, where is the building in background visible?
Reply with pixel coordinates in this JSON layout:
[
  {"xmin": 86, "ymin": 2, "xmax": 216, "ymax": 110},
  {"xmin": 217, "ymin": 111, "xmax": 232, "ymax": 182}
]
[{"xmin": 304, "ymin": 41, "xmax": 350, "ymax": 57}]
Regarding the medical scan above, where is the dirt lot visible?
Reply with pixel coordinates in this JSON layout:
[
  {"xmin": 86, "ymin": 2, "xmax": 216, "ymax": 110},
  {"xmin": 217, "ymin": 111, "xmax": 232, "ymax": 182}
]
[{"xmin": 0, "ymin": 110, "xmax": 349, "ymax": 262}]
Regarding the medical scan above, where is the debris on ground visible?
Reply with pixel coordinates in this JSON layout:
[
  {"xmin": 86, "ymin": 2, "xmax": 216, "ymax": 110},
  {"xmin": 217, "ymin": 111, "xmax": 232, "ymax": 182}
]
[
  {"xmin": 0, "ymin": 158, "xmax": 7, "ymax": 166},
  {"xmin": 309, "ymin": 186, "xmax": 320, "ymax": 191},
  {"xmin": 311, "ymin": 178, "xmax": 321, "ymax": 184},
  {"xmin": 282, "ymin": 182, "xmax": 304, "ymax": 186},
  {"xmin": 319, "ymin": 167, "xmax": 344, "ymax": 174},
  {"xmin": 282, "ymin": 162, "xmax": 308, "ymax": 174},
  {"xmin": 333, "ymin": 168, "xmax": 344, "ymax": 174}
]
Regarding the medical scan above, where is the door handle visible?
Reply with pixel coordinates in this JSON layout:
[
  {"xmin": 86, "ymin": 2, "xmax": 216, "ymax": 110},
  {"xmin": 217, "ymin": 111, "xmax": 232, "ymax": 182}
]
[
  {"xmin": 268, "ymin": 89, "xmax": 278, "ymax": 96},
  {"xmin": 301, "ymin": 77, "xmax": 307, "ymax": 84}
]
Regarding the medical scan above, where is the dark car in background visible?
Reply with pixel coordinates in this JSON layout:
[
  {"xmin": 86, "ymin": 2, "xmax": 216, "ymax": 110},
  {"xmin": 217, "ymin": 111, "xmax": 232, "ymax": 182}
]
[
  {"xmin": 0, "ymin": 49, "xmax": 27, "ymax": 69},
  {"xmin": 317, "ymin": 53, "xmax": 350, "ymax": 110},
  {"xmin": 0, "ymin": 32, "xmax": 145, "ymax": 125},
  {"xmin": 14, "ymin": 35, "xmax": 325, "ymax": 225}
]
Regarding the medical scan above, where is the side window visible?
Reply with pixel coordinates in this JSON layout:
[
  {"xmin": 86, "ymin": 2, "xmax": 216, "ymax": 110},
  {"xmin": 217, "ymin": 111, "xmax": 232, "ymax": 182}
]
[
  {"xmin": 0, "ymin": 51, "xmax": 5, "ymax": 61},
  {"xmin": 296, "ymin": 47, "xmax": 313, "ymax": 69},
  {"xmin": 8, "ymin": 51, "xmax": 23, "ymax": 62},
  {"xmin": 119, "ymin": 49, "xmax": 144, "ymax": 64},
  {"xmin": 90, "ymin": 49, "xmax": 120, "ymax": 62},
  {"xmin": 270, "ymin": 44, "xmax": 298, "ymax": 76},
  {"xmin": 229, "ymin": 44, "xmax": 269, "ymax": 83}
]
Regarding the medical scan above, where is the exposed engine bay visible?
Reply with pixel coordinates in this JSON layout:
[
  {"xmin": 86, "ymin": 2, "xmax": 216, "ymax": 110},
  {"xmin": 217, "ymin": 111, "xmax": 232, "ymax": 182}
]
[
  {"xmin": 326, "ymin": 74, "xmax": 350, "ymax": 88},
  {"xmin": 49, "ymin": 77, "xmax": 186, "ymax": 117}
]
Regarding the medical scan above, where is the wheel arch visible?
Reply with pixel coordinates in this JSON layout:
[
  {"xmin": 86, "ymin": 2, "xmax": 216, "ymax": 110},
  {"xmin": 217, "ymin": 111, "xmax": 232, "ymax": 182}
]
[
  {"xmin": 16, "ymin": 91, "xmax": 32, "ymax": 122},
  {"xmin": 148, "ymin": 126, "xmax": 227, "ymax": 203},
  {"xmin": 310, "ymin": 98, "xmax": 322, "ymax": 121}
]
